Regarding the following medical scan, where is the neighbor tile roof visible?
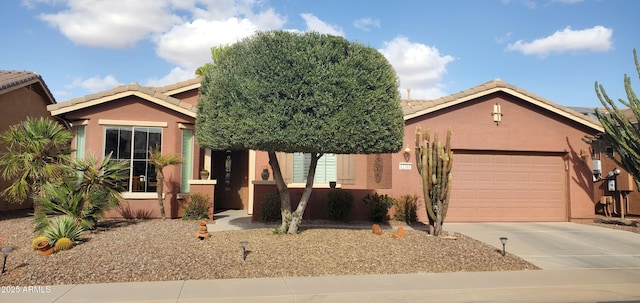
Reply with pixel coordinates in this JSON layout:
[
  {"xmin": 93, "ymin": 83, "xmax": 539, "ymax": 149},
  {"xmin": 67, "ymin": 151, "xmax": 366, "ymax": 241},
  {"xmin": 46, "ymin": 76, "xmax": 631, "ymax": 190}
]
[
  {"xmin": 48, "ymin": 80, "xmax": 199, "ymax": 117},
  {"xmin": 401, "ymin": 79, "xmax": 603, "ymax": 132},
  {"xmin": 0, "ymin": 70, "xmax": 56, "ymax": 103}
]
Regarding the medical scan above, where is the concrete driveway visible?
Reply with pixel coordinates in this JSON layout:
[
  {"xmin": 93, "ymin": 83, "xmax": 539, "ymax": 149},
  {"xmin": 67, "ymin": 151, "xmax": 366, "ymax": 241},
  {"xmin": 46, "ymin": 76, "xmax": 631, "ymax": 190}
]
[{"xmin": 446, "ymin": 222, "xmax": 640, "ymax": 270}]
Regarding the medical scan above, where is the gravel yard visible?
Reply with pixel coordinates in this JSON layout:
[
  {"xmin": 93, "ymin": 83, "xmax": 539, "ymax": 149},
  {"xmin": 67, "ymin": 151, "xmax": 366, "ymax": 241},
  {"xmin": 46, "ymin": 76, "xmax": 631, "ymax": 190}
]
[{"xmin": 0, "ymin": 211, "xmax": 542, "ymax": 286}]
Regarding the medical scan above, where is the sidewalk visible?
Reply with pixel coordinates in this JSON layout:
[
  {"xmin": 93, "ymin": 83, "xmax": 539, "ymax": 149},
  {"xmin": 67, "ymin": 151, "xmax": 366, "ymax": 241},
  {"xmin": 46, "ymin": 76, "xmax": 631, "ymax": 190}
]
[{"xmin": 8, "ymin": 268, "xmax": 640, "ymax": 302}]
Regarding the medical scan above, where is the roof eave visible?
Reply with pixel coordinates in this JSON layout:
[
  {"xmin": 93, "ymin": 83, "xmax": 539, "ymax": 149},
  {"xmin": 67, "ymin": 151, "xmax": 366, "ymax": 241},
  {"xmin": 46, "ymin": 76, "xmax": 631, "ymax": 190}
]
[
  {"xmin": 49, "ymin": 91, "xmax": 196, "ymax": 118},
  {"xmin": 403, "ymin": 87, "xmax": 604, "ymax": 133}
]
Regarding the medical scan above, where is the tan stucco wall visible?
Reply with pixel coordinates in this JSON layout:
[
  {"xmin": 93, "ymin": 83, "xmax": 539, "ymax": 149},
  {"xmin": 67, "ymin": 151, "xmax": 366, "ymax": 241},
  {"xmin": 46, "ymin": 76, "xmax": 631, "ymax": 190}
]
[{"xmin": 0, "ymin": 86, "xmax": 54, "ymax": 211}]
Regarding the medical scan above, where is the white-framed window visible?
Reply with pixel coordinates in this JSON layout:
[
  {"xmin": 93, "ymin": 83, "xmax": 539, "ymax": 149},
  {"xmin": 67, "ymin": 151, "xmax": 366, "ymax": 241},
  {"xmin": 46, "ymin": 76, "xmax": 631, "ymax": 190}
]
[
  {"xmin": 104, "ymin": 126, "xmax": 161, "ymax": 193},
  {"xmin": 292, "ymin": 153, "xmax": 337, "ymax": 184}
]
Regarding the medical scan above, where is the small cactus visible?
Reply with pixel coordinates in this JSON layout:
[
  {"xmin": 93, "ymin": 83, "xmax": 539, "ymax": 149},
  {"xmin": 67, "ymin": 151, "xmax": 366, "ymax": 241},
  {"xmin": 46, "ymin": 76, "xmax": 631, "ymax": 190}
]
[
  {"xmin": 32, "ymin": 236, "xmax": 49, "ymax": 250},
  {"xmin": 54, "ymin": 237, "xmax": 73, "ymax": 252}
]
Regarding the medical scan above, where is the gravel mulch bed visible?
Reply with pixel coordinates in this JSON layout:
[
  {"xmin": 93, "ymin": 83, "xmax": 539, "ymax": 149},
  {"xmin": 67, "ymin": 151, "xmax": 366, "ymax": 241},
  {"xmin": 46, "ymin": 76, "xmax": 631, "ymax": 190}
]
[{"xmin": 0, "ymin": 211, "xmax": 538, "ymax": 286}]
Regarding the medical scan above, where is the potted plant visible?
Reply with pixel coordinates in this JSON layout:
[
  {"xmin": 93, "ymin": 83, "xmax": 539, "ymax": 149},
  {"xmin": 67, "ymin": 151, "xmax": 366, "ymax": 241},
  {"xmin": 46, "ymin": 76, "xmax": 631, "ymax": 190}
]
[
  {"xmin": 200, "ymin": 169, "xmax": 209, "ymax": 180},
  {"xmin": 261, "ymin": 166, "xmax": 270, "ymax": 180}
]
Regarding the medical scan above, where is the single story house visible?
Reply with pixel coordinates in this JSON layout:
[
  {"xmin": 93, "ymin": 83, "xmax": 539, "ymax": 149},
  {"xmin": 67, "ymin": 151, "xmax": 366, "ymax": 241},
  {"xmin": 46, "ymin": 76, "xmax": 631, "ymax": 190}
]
[
  {"xmin": 0, "ymin": 70, "xmax": 59, "ymax": 211},
  {"xmin": 48, "ymin": 78, "xmax": 603, "ymax": 222}
]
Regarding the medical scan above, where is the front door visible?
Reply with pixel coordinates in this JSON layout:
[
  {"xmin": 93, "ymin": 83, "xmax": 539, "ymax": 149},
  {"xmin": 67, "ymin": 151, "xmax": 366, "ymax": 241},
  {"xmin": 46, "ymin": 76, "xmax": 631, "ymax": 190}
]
[{"xmin": 211, "ymin": 150, "xmax": 248, "ymax": 210}]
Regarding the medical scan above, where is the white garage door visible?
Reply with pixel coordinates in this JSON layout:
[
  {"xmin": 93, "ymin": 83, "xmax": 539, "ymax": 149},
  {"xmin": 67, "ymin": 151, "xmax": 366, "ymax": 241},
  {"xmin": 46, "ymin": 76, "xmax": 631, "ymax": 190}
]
[{"xmin": 447, "ymin": 152, "xmax": 567, "ymax": 222}]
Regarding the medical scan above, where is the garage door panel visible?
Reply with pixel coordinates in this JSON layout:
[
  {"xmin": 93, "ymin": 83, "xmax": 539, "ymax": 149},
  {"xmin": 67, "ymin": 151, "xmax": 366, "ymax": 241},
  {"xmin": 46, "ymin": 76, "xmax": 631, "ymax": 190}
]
[{"xmin": 448, "ymin": 153, "xmax": 566, "ymax": 222}]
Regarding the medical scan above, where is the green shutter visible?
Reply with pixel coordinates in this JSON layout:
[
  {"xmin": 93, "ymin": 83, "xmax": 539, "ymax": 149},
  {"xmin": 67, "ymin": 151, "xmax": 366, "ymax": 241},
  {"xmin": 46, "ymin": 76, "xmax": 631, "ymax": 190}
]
[
  {"xmin": 75, "ymin": 125, "xmax": 85, "ymax": 160},
  {"xmin": 293, "ymin": 153, "xmax": 336, "ymax": 184},
  {"xmin": 181, "ymin": 129, "xmax": 194, "ymax": 193}
]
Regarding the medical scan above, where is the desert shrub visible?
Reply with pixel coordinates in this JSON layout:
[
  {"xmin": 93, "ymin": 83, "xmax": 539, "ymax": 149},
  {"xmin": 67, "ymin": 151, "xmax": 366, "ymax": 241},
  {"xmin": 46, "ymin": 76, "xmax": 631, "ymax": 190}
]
[
  {"xmin": 43, "ymin": 215, "xmax": 84, "ymax": 244},
  {"xmin": 326, "ymin": 189, "xmax": 354, "ymax": 222},
  {"xmin": 260, "ymin": 193, "xmax": 282, "ymax": 222},
  {"xmin": 182, "ymin": 193, "xmax": 210, "ymax": 220},
  {"xmin": 395, "ymin": 194, "xmax": 419, "ymax": 224},
  {"xmin": 362, "ymin": 192, "xmax": 394, "ymax": 222}
]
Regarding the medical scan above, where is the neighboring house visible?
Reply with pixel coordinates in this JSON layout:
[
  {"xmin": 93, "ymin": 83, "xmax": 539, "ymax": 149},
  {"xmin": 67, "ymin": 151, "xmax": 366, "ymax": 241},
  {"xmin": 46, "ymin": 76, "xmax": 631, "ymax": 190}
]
[
  {"xmin": 49, "ymin": 78, "xmax": 603, "ymax": 222},
  {"xmin": 0, "ymin": 70, "xmax": 59, "ymax": 211}
]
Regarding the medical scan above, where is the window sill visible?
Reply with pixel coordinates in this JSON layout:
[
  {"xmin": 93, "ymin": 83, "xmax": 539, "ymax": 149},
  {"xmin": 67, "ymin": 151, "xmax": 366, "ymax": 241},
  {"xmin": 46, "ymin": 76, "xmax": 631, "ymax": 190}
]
[
  {"xmin": 121, "ymin": 192, "xmax": 163, "ymax": 200},
  {"xmin": 287, "ymin": 183, "xmax": 341, "ymax": 189}
]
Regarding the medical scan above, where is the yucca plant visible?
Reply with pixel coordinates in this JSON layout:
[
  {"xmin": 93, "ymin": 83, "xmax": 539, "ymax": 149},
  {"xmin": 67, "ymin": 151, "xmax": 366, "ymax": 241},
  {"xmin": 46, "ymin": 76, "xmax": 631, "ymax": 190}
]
[{"xmin": 43, "ymin": 215, "xmax": 84, "ymax": 244}]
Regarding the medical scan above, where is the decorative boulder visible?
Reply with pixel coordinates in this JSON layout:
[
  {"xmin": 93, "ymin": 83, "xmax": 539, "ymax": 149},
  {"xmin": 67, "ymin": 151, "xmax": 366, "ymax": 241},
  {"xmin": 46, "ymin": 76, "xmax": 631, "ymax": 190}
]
[
  {"xmin": 392, "ymin": 226, "xmax": 406, "ymax": 238},
  {"xmin": 372, "ymin": 224, "xmax": 382, "ymax": 235}
]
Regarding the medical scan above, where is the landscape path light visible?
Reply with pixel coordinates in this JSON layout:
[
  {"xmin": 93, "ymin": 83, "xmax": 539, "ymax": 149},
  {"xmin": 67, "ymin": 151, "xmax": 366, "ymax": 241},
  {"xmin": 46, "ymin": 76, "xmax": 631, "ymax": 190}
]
[
  {"xmin": 240, "ymin": 240, "xmax": 248, "ymax": 261},
  {"xmin": 1, "ymin": 246, "xmax": 13, "ymax": 273},
  {"xmin": 499, "ymin": 237, "xmax": 508, "ymax": 256}
]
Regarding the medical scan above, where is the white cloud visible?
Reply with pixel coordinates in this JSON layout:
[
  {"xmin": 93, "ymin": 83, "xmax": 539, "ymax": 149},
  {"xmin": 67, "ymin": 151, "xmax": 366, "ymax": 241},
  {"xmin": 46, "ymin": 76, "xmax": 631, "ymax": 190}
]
[
  {"xmin": 155, "ymin": 18, "xmax": 259, "ymax": 70},
  {"xmin": 38, "ymin": 0, "xmax": 182, "ymax": 49},
  {"xmin": 69, "ymin": 75, "xmax": 123, "ymax": 93},
  {"xmin": 379, "ymin": 36, "xmax": 455, "ymax": 100},
  {"xmin": 300, "ymin": 13, "xmax": 344, "ymax": 36},
  {"xmin": 144, "ymin": 67, "xmax": 195, "ymax": 87},
  {"xmin": 507, "ymin": 26, "xmax": 613, "ymax": 57},
  {"xmin": 353, "ymin": 17, "xmax": 380, "ymax": 31}
]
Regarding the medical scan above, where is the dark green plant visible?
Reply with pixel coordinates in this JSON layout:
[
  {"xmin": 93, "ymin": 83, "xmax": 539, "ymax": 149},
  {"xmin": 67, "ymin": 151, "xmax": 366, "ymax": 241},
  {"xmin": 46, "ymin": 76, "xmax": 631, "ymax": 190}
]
[
  {"xmin": 182, "ymin": 193, "xmax": 210, "ymax": 220},
  {"xmin": 415, "ymin": 127, "xmax": 453, "ymax": 236},
  {"xmin": 326, "ymin": 189, "xmax": 354, "ymax": 222},
  {"xmin": 395, "ymin": 194, "xmax": 419, "ymax": 224},
  {"xmin": 43, "ymin": 215, "xmax": 84, "ymax": 244},
  {"xmin": 197, "ymin": 30, "xmax": 405, "ymax": 234},
  {"xmin": 260, "ymin": 193, "xmax": 282, "ymax": 223},
  {"xmin": 362, "ymin": 192, "xmax": 394, "ymax": 223},
  {"xmin": 34, "ymin": 181, "xmax": 116, "ymax": 231},
  {"xmin": 0, "ymin": 117, "xmax": 73, "ymax": 206}
]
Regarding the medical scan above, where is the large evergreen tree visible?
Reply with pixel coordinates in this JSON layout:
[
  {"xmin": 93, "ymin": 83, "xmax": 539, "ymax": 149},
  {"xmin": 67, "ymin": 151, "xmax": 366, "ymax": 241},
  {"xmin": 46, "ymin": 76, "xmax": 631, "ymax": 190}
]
[
  {"xmin": 593, "ymin": 49, "xmax": 640, "ymax": 189},
  {"xmin": 197, "ymin": 31, "xmax": 404, "ymax": 234}
]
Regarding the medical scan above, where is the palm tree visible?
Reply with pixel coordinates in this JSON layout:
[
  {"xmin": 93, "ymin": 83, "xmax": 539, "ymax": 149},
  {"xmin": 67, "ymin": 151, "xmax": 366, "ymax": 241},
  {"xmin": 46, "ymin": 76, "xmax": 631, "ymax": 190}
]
[
  {"xmin": 148, "ymin": 147, "xmax": 182, "ymax": 219},
  {"xmin": 0, "ymin": 117, "xmax": 73, "ymax": 208}
]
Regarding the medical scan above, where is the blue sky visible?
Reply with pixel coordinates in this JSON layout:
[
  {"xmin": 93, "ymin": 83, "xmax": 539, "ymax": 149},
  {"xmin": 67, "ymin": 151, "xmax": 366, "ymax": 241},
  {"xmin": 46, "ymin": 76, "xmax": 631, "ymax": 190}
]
[{"xmin": 2, "ymin": 0, "xmax": 639, "ymax": 108}]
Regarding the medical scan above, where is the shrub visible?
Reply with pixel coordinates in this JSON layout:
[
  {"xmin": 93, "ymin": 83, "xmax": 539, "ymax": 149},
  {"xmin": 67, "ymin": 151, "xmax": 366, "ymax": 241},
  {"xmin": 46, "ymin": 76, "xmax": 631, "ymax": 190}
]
[
  {"xmin": 260, "ymin": 193, "xmax": 282, "ymax": 222},
  {"xmin": 326, "ymin": 189, "xmax": 353, "ymax": 222},
  {"xmin": 182, "ymin": 193, "xmax": 210, "ymax": 220},
  {"xmin": 395, "ymin": 194, "xmax": 419, "ymax": 224},
  {"xmin": 362, "ymin": 192, "xmax": 394, "ymax": 223},
  {"xmin": 43, "ymin": 215, "xmax": 84, "ymax": 244}
]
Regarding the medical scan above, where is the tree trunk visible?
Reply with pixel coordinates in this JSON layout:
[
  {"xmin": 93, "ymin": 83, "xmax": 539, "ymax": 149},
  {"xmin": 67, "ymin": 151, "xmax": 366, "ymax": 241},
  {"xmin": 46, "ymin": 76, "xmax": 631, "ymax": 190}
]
[
  {"xmin": 157, "ymin": 170, "xmax": 166, "ymax": 220},
  {"xmin": 268, "ymin": 151, "xmax": 321, "ymax": 234}
]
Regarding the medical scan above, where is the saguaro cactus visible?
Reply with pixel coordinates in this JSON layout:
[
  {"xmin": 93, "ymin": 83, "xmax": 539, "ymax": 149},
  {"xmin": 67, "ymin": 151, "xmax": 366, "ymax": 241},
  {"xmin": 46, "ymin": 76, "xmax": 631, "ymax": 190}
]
[{"xmin": 415, "ymin": 127, "xmax": 453, "ymax": 236}]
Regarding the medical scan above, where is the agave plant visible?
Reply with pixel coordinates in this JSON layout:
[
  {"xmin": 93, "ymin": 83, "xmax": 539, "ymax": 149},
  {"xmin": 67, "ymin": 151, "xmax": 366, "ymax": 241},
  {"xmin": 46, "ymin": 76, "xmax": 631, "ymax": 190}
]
[{"xmin": 43, "ymin": 215, "xmax": 84, "ymax": 244}]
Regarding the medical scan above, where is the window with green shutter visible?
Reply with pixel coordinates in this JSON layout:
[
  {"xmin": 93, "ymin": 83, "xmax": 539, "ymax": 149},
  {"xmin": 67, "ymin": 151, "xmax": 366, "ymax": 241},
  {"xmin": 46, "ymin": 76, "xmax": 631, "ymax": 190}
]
[{"xmin": 180, "ymin": 129, "xmax": 194, "ymax": 193}]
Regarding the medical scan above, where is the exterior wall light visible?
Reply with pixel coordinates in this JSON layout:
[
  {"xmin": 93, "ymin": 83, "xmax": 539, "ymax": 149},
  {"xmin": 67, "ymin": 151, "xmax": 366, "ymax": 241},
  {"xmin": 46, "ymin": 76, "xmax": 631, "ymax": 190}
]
[
  {"xmin": 492, "ymin": 103, "xmax": 503, "ymax": 126},
  {"xmin": 403, "ymin": 146, "xmax": 411, "ymax": 162},
  {"xmin": 499, "ymin": 237, "xmax": 508, "ymax": 256}
]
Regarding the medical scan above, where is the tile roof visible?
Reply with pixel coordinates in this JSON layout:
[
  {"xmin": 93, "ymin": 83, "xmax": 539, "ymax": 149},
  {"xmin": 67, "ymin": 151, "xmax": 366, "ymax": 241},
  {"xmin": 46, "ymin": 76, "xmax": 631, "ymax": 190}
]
[
  {"xmin": 0, "ymin": 70, "xmax": 56, "ymax": 103},
  {"xmin": 48, "ymin": 80, "xmax": 199, "ymax": 117},
  {"xmin": 401, "ymin": 79, "xmax": 603, "ymax": 132}
]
